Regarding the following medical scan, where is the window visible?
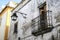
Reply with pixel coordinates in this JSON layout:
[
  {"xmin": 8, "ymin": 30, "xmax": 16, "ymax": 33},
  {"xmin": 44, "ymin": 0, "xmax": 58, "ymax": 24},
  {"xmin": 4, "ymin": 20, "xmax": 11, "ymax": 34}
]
[{"xmin": 14, "ymin": 22, "xmax": 18, "ymax": 34}]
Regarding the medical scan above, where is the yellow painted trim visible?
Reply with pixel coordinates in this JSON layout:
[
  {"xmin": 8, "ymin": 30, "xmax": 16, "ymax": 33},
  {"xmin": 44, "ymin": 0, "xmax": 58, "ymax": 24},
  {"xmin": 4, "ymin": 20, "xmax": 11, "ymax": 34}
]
[
  {"xmin": 4, "ymin": 26, "xmax": 9, "ymax": 40},
  {"xmin": 0, "ymin": 6, "xmax": 14, "ymax": 17},
  {"xmin": 4, "ymin": 9, "xmax": 11, "ymax": 40},
  {"xmin": 4, "ymin": 7, "xmax": 13, "ymax": 40}
]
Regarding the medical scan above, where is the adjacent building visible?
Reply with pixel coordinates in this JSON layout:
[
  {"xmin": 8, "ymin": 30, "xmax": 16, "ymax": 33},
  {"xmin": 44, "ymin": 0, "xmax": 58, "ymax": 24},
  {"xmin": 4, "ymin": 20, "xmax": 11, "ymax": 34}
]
[{"xmin": 0, "ymin": 1, "xmax": 17, "ymax": 40}]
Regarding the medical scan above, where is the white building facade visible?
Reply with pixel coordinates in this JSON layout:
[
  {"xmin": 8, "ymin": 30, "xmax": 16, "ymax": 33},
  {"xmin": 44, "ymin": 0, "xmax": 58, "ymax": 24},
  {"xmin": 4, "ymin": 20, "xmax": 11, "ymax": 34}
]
[{"xmin": 9, "ymin": 0, "xmax": 60, "ymax": 40}]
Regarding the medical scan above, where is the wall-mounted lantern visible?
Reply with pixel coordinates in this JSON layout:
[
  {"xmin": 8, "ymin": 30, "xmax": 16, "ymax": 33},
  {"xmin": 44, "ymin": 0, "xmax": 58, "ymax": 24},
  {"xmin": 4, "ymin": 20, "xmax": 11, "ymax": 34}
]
[{"xmin": 11, "ymin": 13, "xmax": 18, "ymax": 21}]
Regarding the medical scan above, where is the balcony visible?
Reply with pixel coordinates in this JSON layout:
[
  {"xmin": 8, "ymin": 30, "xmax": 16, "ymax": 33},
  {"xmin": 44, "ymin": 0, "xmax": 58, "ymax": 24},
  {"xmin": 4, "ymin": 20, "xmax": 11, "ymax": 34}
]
[{"xmin": 31, "ymin": 11, "xmax": 54, "ymax": 36}]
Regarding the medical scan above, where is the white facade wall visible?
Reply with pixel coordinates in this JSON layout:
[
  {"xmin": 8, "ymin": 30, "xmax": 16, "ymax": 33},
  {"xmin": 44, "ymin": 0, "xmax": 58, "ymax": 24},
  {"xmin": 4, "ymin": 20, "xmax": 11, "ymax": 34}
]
[
  {"xmin": 10, "ymin": 0, "xmax": 60, "ymax": 40},
  {"xmin": 0, "ymin": 13, "xmax": 7, "ymax": 40},
  {"xmin": 17, "ymin": 0, "xmax": 40, "ymax": 39},
  {"xmin": 46, "ymin": 0, "xmax": 60, "ymax": 40}
]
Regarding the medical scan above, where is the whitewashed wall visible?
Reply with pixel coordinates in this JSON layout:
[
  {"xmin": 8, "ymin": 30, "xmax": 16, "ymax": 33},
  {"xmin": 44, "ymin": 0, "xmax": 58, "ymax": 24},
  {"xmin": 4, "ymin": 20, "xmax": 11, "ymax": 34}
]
[
  {"xmin": 10, "ymin": 0, "xmax": 60, "ymax": 40},
  {"xmin": 17, "ymin": 0, "xmax": 40, "ymax": 38},
  {"xmin": 16, "ymin": 0, "xmax": 47, "ymax": 40},
  {"xmin": 46, "ymin": 0, "xmax": 60, "ymax": 25},
  {"xmin": 46, "ymin": 0, "xmax": 60, "ymax": 40},
  {"xmin": 0, "ymin": 13, "xmax": 7, "ymax": 40}
]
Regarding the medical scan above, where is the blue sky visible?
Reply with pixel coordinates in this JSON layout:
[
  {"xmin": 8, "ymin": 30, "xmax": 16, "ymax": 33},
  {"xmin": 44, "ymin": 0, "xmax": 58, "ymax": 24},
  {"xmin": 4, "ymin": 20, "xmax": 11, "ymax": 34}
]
[{"xmin": 0, "ymin": 0, "xmax": 21, "ymax": 12}]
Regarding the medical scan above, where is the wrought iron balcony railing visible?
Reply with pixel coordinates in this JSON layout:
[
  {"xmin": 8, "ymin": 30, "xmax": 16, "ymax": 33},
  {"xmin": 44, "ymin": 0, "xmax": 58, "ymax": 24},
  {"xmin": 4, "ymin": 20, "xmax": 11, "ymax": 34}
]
[{"xmin": 31, "ymin": 11, "xmax": 54, "ymax": 36}]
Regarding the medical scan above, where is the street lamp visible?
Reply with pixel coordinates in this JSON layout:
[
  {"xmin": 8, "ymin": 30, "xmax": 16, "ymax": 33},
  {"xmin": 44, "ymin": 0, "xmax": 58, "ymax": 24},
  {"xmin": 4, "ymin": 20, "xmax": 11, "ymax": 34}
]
[{"xmin": 11, "ymin": 13, "xmax": 18, "ymax": 21}]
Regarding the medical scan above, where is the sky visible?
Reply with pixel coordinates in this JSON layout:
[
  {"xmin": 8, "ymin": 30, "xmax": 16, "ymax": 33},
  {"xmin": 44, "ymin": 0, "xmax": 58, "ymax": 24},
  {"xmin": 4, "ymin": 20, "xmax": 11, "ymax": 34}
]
[{"xmin": 0, "ymin": 0, "xmax": 21, "ymax": 12}]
